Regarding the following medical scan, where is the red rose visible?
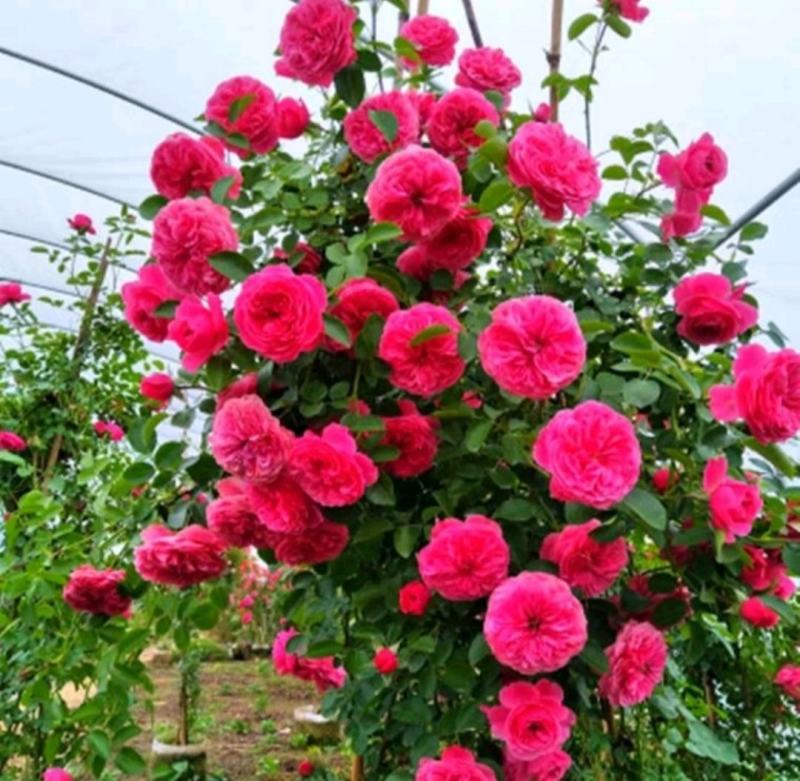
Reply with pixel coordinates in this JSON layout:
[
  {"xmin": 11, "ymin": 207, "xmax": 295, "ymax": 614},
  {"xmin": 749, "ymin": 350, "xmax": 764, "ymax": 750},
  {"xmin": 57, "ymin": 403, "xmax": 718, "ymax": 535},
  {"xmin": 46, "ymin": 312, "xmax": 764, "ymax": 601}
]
[
  {"xmin": 121, "ymin": 264, "xmax": 180, "ymax": 343},
  {"xmin": 167, "ymin": 294, "xmax": 229, "ymax": 373},
  {"xmin": 398, "ymin": 580, "xmax": 432, "ymax": 616},
  {"xmin": 400, "ymin": 15, "xmax": 459, "ymax": 68},
  {"xmin": 427, "ymin": 88, "xmax": 500, "ymax": 167},
  {"xmin": 297, "ymin": 760, "xmax": 314, "ymax": 777},
  {"xmin": 374, "ymin": 647, "xmax": 399, "ymax": 675},
  {"xmin": 0, "ymin": 282, "xmax": 30, "ymax": 307},
  {"xmin": 68, "ymin": 213, "xmax": 96, "ymax": 234},
  {"xmin": 326, "ymin": 277, "xmax": 399, "ymax": 352},
  {"xmin": 455, "ymin": 47, "xmax": 522, "ymax": 107},
  {"xmin": 380, "ymin": 400, "xmax": 439, "ymax": 478},
  {"xmin": 63, "ymin": 565, "xmax": 131, "ymax": 617},
  {"xmin": 139, "ymin": 373, "xmax": 174, "ymax": 405},
  {"xmin": 344, "ymin": 91, "xmax": 420, "ymax": 163}
]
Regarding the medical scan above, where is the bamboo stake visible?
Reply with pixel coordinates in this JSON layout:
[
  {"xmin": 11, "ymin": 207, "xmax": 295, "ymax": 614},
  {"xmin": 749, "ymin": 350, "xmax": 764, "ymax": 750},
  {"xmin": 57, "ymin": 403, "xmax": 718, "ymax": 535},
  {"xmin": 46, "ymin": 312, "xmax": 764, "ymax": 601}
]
[
  {"xmin": 417, "ymin": 0, "xmax": 430, "ymax": 14},
  {"xmin": 350, "ymin": 755, "xmax": 364, "ymax": 781},
  {"xmin": 546, "ymin": 0, "xmax": 565, "ymax": 121}
]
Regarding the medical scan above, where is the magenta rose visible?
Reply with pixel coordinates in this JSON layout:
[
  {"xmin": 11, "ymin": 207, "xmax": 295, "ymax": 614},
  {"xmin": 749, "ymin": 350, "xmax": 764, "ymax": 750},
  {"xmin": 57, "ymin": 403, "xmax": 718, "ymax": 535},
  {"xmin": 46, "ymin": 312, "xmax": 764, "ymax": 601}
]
[
  {"xmin": 68, "ymin": 213, "xmax": 95, "ymax": 234},
  {"xmin": 599, "ymin": 621, "xmax": 667, "ymax": 707},
  {"xmin": 412, "ymin": 204, "xmax": 492, "ymax": 274},
  {"xmin": 326, "ymin": 277, "xmax": 399, "ymax": 352},
  {"xmin": 740, "ymin": 596, "xmax": 780, "ymax": 629},
  {"xmin": 277, "ymin": 97, "xmax": 310, "ymax": 139},
  {"xmin": 380, "ymin": 400, "xmax": 439, "ymax": 478},
  {"xmin": 455, "ymin": 47, "xmax": 522, "ymax": 107},
  {"xmin": 400, "ymin": 15, "xmax": 459, "ymax": 68},
  {"xmin": 139, "ymin": 372, "xmax": 175, "ymax": 405},
  {"xmin": 273, "ymin": 627, "xmax": 347, "ymax": 692},
  {"xmin": 43, "ymin": 770, "xmax": 73, "ymax": 781},
  {"xmin": 775, "ymin": 664, "xmax": 800, "ymax": 701},
  {"xmin": 0, "ymin": 431, "xmax": 27, "ymax": 452},
  {"xmin": 504, "ymin": 750, "xmax": 572, "ymax": 781},
  {"xmin": 248, "ymin": 474, "xmax": 323, "ymax": 534},
  {"xmin": 63, "ymin": 565, "xmax": 131, "ymax": 617},
  {"xmin": 702, "ymin": 456, "xmax": 762, "ymax": 543},
  {"xmin": 273, "ymin": 242, "xmax": 322, "ymax": 275},
  {"xmin": 658, "ymin": 133, "xmax": 727, "ymax": 194},
  {"xmin": 344, "ymin": 91, "xmax": 420, "ymax": 164},
  {"xmin": 267, "ymin": 518, "xmax": 350, "ymax": 566},
  {"xmin": 427, "ymin": 88, "xmax": 500, "ymax": 167},
  {"xmin": 121, "ymin": 264, "xmax": 180, "ymax": 343},
  {"xmin": 415, "ymin": 746, "xmax": 497, "ymax": 781},
  {"xmin": 0, "ymin": 282, "xmax": 30, "ymax": 307},
  {"xmin": 206, "ymin": 478, "xmax": 271, "ymax": 548},
  {"xmin": 398, "ymin": 580, "xmax": 432, "ymax": 616},
  {"xmin": 167, "ymin": 294, "xmax": 229, "ymax": 373}
]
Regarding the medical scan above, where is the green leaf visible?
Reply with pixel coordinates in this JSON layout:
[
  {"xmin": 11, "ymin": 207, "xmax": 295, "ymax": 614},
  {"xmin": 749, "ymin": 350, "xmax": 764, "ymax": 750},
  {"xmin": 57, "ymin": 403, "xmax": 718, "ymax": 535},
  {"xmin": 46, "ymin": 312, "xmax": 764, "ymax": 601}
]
[
  {"xmin": 190, "ymin": 601, "xmax": 220, "ymax": 630},
  {"xmin": 88, "ymin": 730, "xmax": 111, "ymax": 760},
  {"xmin": 651, "ymin": 597, "xmax": 688, "ymax": 628},
  {"xmin": 369, "ymin": 109, "xmax": 399, "ymax": 143},
  {"xmin": 568, "ymin": 13, "xmax": 599, "ymax": 39},
  {"xmin": 127, "ymin": 414, "xmax": 165, "ymax": 454},
  {"xmin": 357, "ymin": 49, "xmax": 383, "ymax": 72},
  {"xmin": 185, "ymin": 452, "xmax": 221, "ymax": 484},
  {"xmin": 211, "ymin": 174, "xmax": 237, "ymax": 203},
  {"xmin": 601, "ymin": 164, "xmax": 628, "ymax": 180},
  {"xmin": 468, "ymin": 634, "xmax": 490, "ymax": 666},
  {"xmin": 740, "ymin": 221, "xmax": 768, "ymax": 242},
  {"xmin": 115, "ymin": 747, "xmax": 147, "ymax": 774},
  {"xmin": 623, "ymin": 378, "xmax": 660, "ymax": 408},
  {"xmin": 209, "ymin": 251, "xmax": 254, "ymax": 282},
  {"xmin": 611, "ymin": 330, "xmax": 655, "ymax": 354},
  {"xmin": 410, "ymin": 324, "xmax": 452, "ymax": 347},
  {"xmin": 495, "ymin": 498, "xmax": 537, "ymax": 522},
  {"xmin": 701, "ymin": 204, "xmax": 731, "ymax": 225},
  {"xmin": 686, "ymin": 721, "xmax": 740, "ymax": 765},
  {"xmin": 138, "ymin": 194, "xmax": 168, "ymax": 220},
  {"xmin": 153, "ymin": 300, "xmax": 178, "ymax": 318},
  {"xmin": 394, "ymin": 36, "xmax": 420, "ymax": 64},
  {"xmin": 606, "ymin": 14, "xmax": 632, "ymax": 38},
  {"xmin": 228, "ymin": 93, "xmax": 255, "ymax": 122},
  {"xmin": 579, "ymin": 640, "xmax": 609, "ymax": 672},
  {"xmin": 783, "ymin": 545, "xmax": 800, "ymax": 576},
  {"xmin": 155, "ymin": 441, "xmax": 185, "ymax": 471},
  {"xmin": 474, "ymin": 120, "xmax": 498, "ymax": 139},
  {"xmin": 759, "ymin": 594, "xmax": 795, "ymax": 625},
  {"xmin": 306, "ymin": 640, "xmax": 344, "ymax": 658},
  {"xmin": 334, "ymin": 64, "xmax": 366, "ymax": 108},
  {"xmin": 479, "ymin": 178, "xmax": 515, "ymax": 213},
  {"xmin": 620, "ymin": 487, "xmax": 667, "ymax": 531},
  {"xmin": 323, "ymin": 313, "xmax": 352, "ymax": 348},
  {"xmin": 365, "ymin": 221, "xmax": 403, "ymax": 244},
  {"xmin": 122, "ymin": 462, "xmax": 155, "ymax": 486},
  {"xmin": 464, "ymin": 419, "xmax": 493, "ymax": 453},
  {"xmin": 341, "ymin": 413, "xmax": 385, "ymax": 433},
  {"xmin": 394, "ymin": 525, "xmax": 421, "ymax": 558},
  {"xmin": 367, "ymin": 473, "xmax": 396, "ymax": 506}
]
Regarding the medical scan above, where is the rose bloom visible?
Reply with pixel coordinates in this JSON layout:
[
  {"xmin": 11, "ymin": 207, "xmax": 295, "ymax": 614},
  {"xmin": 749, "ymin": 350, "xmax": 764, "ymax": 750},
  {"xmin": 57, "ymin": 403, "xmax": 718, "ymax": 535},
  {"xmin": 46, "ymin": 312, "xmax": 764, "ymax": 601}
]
[
  {"xmin": 273, "ymin": 242, "xmax": 322, "ymax": 275},
  {"xmin": 167, "ymin": 294, "xmax": 229, "ymax": 373},
  {"xmin": 366, "ymin": 146, "xmax": 463, "ymax": 242},
  {"xmin": 407, "ymin": 90, "xmax": 438, "ymax": 130},
  {"xmin": 275, "ymin": 0, "xmax": 357, "ymax": 87},
  {"xmin": 204, "ymin": 75, "xmax": 279, "ymax": 157},
  {"xmin": 289, "ymin": 422, "xmax": 377, "ymax": 506},
  {"xmin": 298, "ymin": 760, "xmax": 314, "ymax": 778},
  {"xmin": 413, "ymin": 204, "xmax": 492, "ymax": 273},
  {"xmin": 63, "ymin": 565, "xmax": 131, "ymax": 617},
  {"xmin": 134, "ymin": 524, "xmax": 227, "ymax": 587},
  {"xmin": 378, "ymin": 303, "xmax": 465, "ymax": 397},
  {"xmin": 775, "ymin": 664, "xmax": 800, "ymax": 701},
  {"xmin": 508, "ymin": 122, "xmax": 601, "ymax": 222},
  {"xmin": 483, "ymin": 680, "xmax": 574, "ymax": 762},
  {"xmin": 151, "ymin": 197, "xmax": 237, "ymax": 296},
  {"xmin": 396, "ymin": 245, "xmax": 471, "ymax": 289},
  {"xmin": 478, "ymin": 295, "xmax": 586, "ymax": 399},
  {"xmin": 380, "ymin": 400, "xmax": 439, "ymax": 478},
  {"xmin": 427, "ymin": 88, "xmax": 500, "ymax": 167},
  {"xmin": 702, "ymin": 456, "xmax": 762, "ymax": 543},
  {"xmin": 652, "ymin": 466, "xmax": 678, "ymax": 494},
  {"xmin": 658, "ymin": 133, "xmax": 727, "ymax": 195},
  {"xmin": 121, "ymin": 264, "xmax": 180, "ymax": 343},
  {"xmin": 399, "ymin": 580, "xmax": 432, "ymax": 616},
  {"xmin": 741, "ymin": 545, "xmax": 786, "ymax": 592},
  {"xmin": 598, "ymin": 621, "xmax": 667, "ymax": 707},
  {"xmin": 344, "ymin": 91, "xmax": 420, "ymax": 163},
  {"xmin": 709, "ymin": 343, "xmax": 800, "ymax": 444},
  {"xmin": 0, "ymin": 431, "xmax": 27, "ymax": 451},
  {"xmin": 740, "ymin": 596, "xmax": 780, "ymax": 629},
  {"xmin": 206, "ymin": 479, "xmax": 271, "ymax": 548},
  {"xmin": 400, "ymin": 15, "xmax": 459, "ymax": 68},
  {"xmin": 210, "ymin": 394, "xmax": 293, "ymax": 483},
  {"xmin": 273, "ymin": 627, "xmax": 347, "ymax": 692},
  {"xmin": 661, "ymin": 190, "xmax": 705, "ymax": 241},
  {"xmin": 533, "ymin": 400, "xmax": 642, "ymax": 510},
  {"xmin": 415, "ymin": 746, "xmax": 497, "ymax": 781},
  {"xmin": 418, "ymin": 515, "xmax": 510, "ymax": 601},
  {"xmin": 504, "ymin": 750, "xmax": 572, "ymax": 781},
  {"xmin": 277, "ymin": 97, "xmax": 310, "ymax": 139},
  {"xmin": 267, "ymin": 518, "xmax": 350, "ymax": 566},
  {"xmin": 68, "ymin": 213, "xmax": 95, "ymax": 234},
  {"xmin": 533, "ymin": 102, "xmax": 552, "ymax": 123},
  {"xmin": 326, "ymin": 277, "xmax": 399, "ymax": 351},
  {"xmin": 374, "ymin": 647, "xmax": 398, "ymax": 675},
  {"xmin": 455, "ymin": 47, "xmax": 522, "ymax": 107},
  {"xmin": 483, "ymin": 572, "xmax": 587, "ymax": 675},
  {"xmin": 43, "ymin": 770, "xmax": 73, "ymax": 781},
  {"xmin": 673, "ymin": 272, "xmax": 758, "ymax": 346},
  {"xmin": 94, "ymin": 421, "xmax": 125, "ymax": 441},
  {"xmin": 0, "ymin": 282, "xmax": 30, "ymax": 307},
  {"xmin": 216, "ymin": 372, "xmax": 259, "ymax": 411},
  {"xmin": 607, "ymin": 0, "xmax": 650, "ymax": 22},
  {"xmin": 248, "ymin": 474, "xmax": 323, "ymax": 534},
  {"xmin": 139, "ymin": 372, "xmax": 174, "ymax": 405},
  {"xmin": 150, "ymin": 133, "xmax": 241, "ymax": 200},
  {"xmin": 234, "ymin": 264, "xmax": 327, "ymax": 363},
  {"xmin": 540, "ymin": 519, "xmax": 629, "ymax": 597}
]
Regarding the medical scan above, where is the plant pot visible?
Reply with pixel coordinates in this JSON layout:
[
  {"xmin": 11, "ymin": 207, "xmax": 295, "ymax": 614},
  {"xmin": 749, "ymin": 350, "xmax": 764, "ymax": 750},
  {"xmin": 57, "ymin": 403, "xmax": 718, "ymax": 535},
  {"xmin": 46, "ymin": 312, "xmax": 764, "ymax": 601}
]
[
  {"xmin": 151, "ymin": 739, "xmax": 207, "ymax": 780},
  {"xmin": 293, "ymin": 704, "xmax": 341, "ymax": 742}
]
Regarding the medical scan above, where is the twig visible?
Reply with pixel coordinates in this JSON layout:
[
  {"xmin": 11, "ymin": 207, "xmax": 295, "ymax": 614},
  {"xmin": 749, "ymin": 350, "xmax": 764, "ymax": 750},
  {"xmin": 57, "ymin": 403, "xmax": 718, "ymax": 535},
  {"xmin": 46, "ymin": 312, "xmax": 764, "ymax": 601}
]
[
  {"xmin": 583, "ymin": 22, "xmax": 608, "ymax": 150},
  {"xmin": 461, "ymin": 0, "xmax": 483, "ymax": 47},
  {"xmin": 393, "ymin": 6, "xmax": 411, "ymax": 87},
  {"xmin": 546, "ymin": 0, "xmax": 565, "ymax": 121},
  {"xmin": 417, "ymin": 0, "xmax": 430, "ymax": 13}
]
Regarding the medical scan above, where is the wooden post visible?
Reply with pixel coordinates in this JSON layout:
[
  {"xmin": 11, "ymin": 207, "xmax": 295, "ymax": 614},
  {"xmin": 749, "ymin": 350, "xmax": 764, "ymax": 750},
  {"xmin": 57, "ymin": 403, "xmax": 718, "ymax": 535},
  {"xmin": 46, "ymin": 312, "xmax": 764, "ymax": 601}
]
[
  {"xmin": 547, "ymin": 0, "xmax": 565, "ymax": 121},
  {"xmin": 350, "ymin": 755, "xmax": 364, "ymax": 781},
  {"xmin": 417, "ymin": 0, "xmax": 430, "ymax": 14}
]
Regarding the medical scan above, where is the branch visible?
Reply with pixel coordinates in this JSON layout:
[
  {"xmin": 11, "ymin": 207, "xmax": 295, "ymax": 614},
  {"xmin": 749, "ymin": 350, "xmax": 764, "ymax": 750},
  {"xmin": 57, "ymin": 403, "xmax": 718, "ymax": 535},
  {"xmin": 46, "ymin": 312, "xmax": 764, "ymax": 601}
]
[
  {"xmin": 461, "ymin": 0, "xmax": 484, "ymax": 47},
  {"xmin": 546, "ymin": 0, "xmax": 565, "ymax": 121},
  {"xmin": 583, "ymin": 22, "xmax": 608, "ymax": 150},
  {"xmin": 417, "ymin": 0, "xmax": 430, "ymax": 13}
]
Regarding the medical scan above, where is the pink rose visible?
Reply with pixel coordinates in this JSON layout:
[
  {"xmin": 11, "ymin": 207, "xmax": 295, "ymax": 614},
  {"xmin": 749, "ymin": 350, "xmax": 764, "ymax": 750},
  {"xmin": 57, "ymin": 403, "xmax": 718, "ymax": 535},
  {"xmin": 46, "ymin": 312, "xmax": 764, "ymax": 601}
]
[
  {"xmin": 94, "ymin": 421, "xmax": 125, "ymax": 441},
  {"xmin": 273, "ymin": 627, "xmax": 347, "ymax": 691},
  {"xmin": 508, "ymin": 122, "xmax": 601, "ymax": 222},
  {"xmin": 398, "ymin": 580, "xmax": 432, "ymax": 616},
  {"xmin": 344, "ymin": 91, "xmax": 420, "ymax": 163},
  {"xmin": 483, "ymin": 572, "xmax": 587, "ymax": 675},
  {"xmin": 478, "ymin": 295, "xmax": 586, "ymax": 399},
  {"xmin": 204, "ymin": 75, "xmax": 279, "ymax": 157},
  {"xmin": 652, "ymin": 466, "xmax": 678, "ymax": 494},
  {"xmin": 275, "ymin": 0, "xmax": 357, "ymax": 87},
  {"xmin": 658, "ymin": 133, "xmax": 727, "ymax": 194},
  {"xmin": 326, "ymin": 277, "xmax": 399, "ymax": 351},
  {"xmin": 210, "ymin": 394, "xmax": 293, "ymax": 483},
  {"xmin": 455, "ymin": 47, "xmax": 522, "ymax": 106},
  {"xmin": 661, "ymin": 206, "xmax": 704, "ymax": 242},
  {"xmin": 0, "ymin": 431, "xmax": 27, "ymax": 451},
  {"xmin": 216, "ymin": 372, "xmax": 259, "ymax": 411},
  {"xmin": 206, "ymin": 479, "xmax": 271, "ymax": 548},
  {"xmin": 0, "ymin": 282, "xmax": 30, "ymax": 307},
  {"xmin": 277, "ymin": 97, "xmax": 310, "ymax": 139},
  {"xmin": 150, "ymin": 133, "xmax": 241, "ymax": 200},
  {"xmin": 775, "ymin": 664, "xmax": 800, "ymax": 701},
  {"xmin": 504, "ymin": 750, "xmax": 572, "ymax": 781},
  {"xmin": 533, "ymin": 102, "xmax": 552, "ymax": 123},
  {"xmin": 248, "ymin": 474, "xmax": 323, "ymax": 534},
  {"xmin": 598, "ymin": 621, "xmax": 667, "ymax": 707},
  {"xmin": 43, "ymin": 770, "xmax": 73, "ymax": 781},
  {"xmin": 273, "ymin": 242, "xmax": 322, "ymax": 275},
  {"xmin": 673, "ymin": 272, "xmax": 757, "ymax": 345},
  {"xmin": 380, "ymin": 400, "xmax": 439, "ymax": 478},
  {"xmin": 427, "ymin": 88, "xmax": 500, "ymax": 167},
  {"xmin": 288, "ymin": 422, "xmax": 377, "ymax": 506},
  {"xmin": 740, "ymin": 596, "xmax": 780, "ymax": 629},
  {"xmin": 411, "ymin": 204, "xmax": 492, "ymax": 274},
  {"xmin": 167, "ymin": 294, "xmax": 229, "ymax": 373},
  {"xmin": 374, "ymin": 647, "xmax": 398, "ymax": 675},
  {"xmin": 702, "ymin": 456, "xmax": 762, "ymax": 543},
  {"xmin": 709, "ymin": 344, "xmax": 800, "ymax": 444},
  {"xmin": 233, "ymin": 264, "xmax": 327, "ymax": 363},
  {"xmin": 68, "ymin": 213, "xmax": 95, "ymax": 234},
  {"xmin": 63, "ymin": 565, "xmax": 131, "ymax": 617},
  {"xmin": 134, "ymin": 524, "xmax": 227, "ymax": 588},
  {"xmin": 121, "ymin": 264, "xmax": 180, "ymax": 342},
  {"xmin": 533, "ymin": 401, "xmax": 642, "ymax": 510},
  {"xmin": 366, "ymin": 146, "xmax": 463, "ymax": 243},
  {"xmin": 540, "ymin": 519, "xmax": 629, "ymax": 597},
  {"xmin": 267, "ymin": 518, "xmax": 350, "ymax": 566},
  {"xmin": 139, "ymin": 372, "xmax": 174, "ymax": 405},
  {"xmin": 406, "ymin": 90, "xmax": 438, "ymax": 129},
  {"xmin": 418, "ymin": 515, "xmax": 510, "ymax": 601},
  {"xmin": 378, "ymin": 303, "xmax": 465, "ymax": 397},
  {"xmin": 415, "ymin": 746, "xmax": 497, "ymax": 781},
  {"xmin": 152, "ymin": 197, "xmax": 238, "ymax": 296},
  {"xmin": 400, "ymin": 15, "xmax": 459, "ymax": 68},
  {"xmin": 741, "ymin": 545, "xmax": 786, "ymax": 592},
  {"xmin": 483, "ymin": 680, "xmax": 574, "ymax": 762},
  {"xmin": 607, "ymin": 0, "xmax": 650, "ymax": 22}
]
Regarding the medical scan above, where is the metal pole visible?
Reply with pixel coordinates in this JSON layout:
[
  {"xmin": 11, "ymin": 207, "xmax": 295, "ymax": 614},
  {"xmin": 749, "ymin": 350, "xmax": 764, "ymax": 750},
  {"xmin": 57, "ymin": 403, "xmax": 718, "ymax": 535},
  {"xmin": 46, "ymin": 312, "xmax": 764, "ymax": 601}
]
[
  {"xmin": 461, "ymin": 0, "xmax": 484, "ymax": 47},
  {"xmin": 0, "ymin": 46, "xmax": 199, "ymax": 134}
]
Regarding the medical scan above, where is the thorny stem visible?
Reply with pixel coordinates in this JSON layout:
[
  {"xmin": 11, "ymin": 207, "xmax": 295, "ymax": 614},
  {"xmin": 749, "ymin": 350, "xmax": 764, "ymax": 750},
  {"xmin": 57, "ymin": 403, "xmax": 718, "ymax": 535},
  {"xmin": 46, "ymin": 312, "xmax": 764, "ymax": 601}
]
[{"xmin": 584, "ymin": 22, "xmax": 608, "ymax": 150}]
